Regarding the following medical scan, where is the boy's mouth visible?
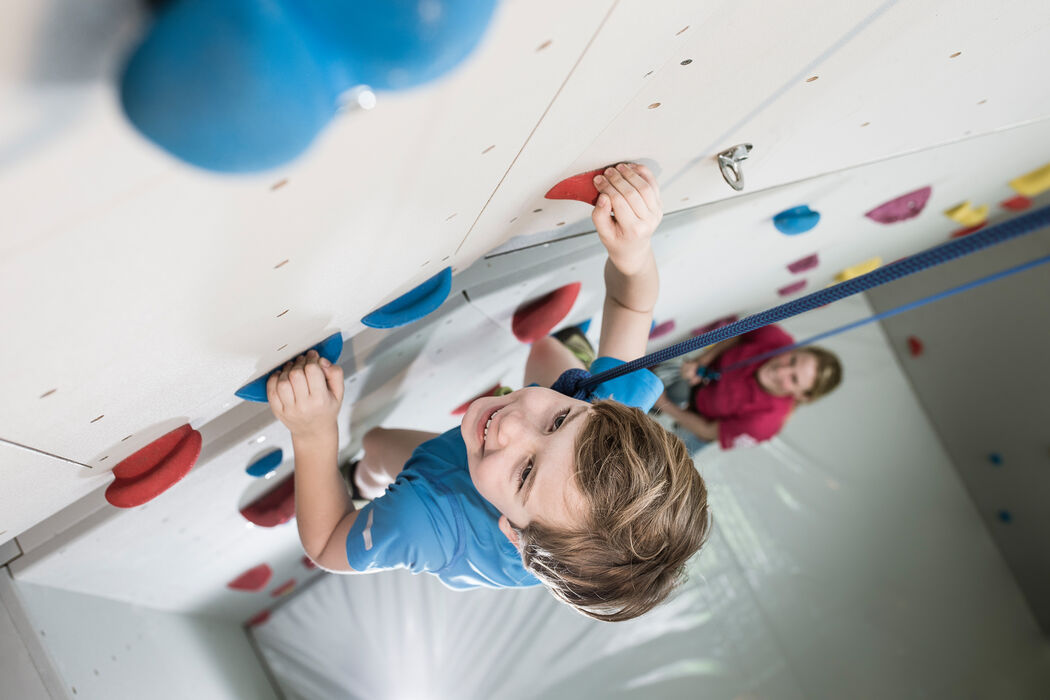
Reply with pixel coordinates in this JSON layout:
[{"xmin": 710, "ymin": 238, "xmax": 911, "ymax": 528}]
[{"xmin": 478, "ymin": 406, "xmax": 501, "ymax": 455}]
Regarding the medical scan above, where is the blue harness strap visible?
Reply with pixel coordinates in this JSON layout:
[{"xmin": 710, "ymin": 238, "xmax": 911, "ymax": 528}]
[{"xmin": 551, "ymin": 203, "xmax": 1050, "ymax": 398}]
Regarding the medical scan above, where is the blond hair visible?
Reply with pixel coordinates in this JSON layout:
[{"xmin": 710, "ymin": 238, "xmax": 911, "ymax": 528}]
[
  {"xmin": 516, "ymin": 400, "xmax": 711, "ymax": 622},
  {"xmin": 801, "ymin": 346, "xmax": 842, "ymax": 401}
]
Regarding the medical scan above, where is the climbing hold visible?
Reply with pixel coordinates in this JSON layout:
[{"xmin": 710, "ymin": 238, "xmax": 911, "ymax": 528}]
[
  {"xmin": 111, "ymin": 424, "xmax": 194, "ymax": 480},
  {"xmin": 691, "ymin": 315, "xmax": 738, "ymax": 337},
  {"xmin": 950, "ymin": 222, "xmax": 987, "ymax": 239},
  {"xmin": 1009, "ymin": 163, "xmax": 1050, "ymax": 196},
  {"xmin": 246, "ymin": 449, "xmax": 283, "ymax": 478},
  {"xmin": 777, "ymin": 280, "xmax": 807, "ymax": 296},
  {"xmin": 833, "ymin": 257, "xmax": 882, "ymax": 283},
  {"xmin": 121, "ymin": 0, "xmax": 344, "ymax": 172},
  {"xmin": 292, "ymin": 0, "xmax": 499, "ymax": 91},
  {"xmin": 246, "ymin": 610, "xmax": 271, "ymax": 627},
  {"xmin": 545, "ymin": 168, "xmax": 606, "ymax": 206},
  {"xmin": 301, "ymin": 555, "xmax": 317, "ymax": 570},
  {"xmin": 236, "ymin": 332, "xmax": 343, "ymax": 403},
  {"xmin": 227, "ymin": 564, "xmax": 273, "ymax": 592},
  {"xmin": 361, "ymin": 267, "xmax": 452, "ymax": 329},
  {"xmin": 576, "ymin": 318, "xmax": 592, "ymax": 335},
  {"xmin": 906, "ymin": 336, "xmax": 924, "ymax": 357},
  {"xmin": 987, "ymin": 452, "xmax": 1003, "ymax": 466},
  {"xmin": 105, "ymin": 426, "xmax": 202, "ymax": 508},
  {"xmin": 511, "ymin": 282, "xmax": 582, "ymax": 343},
  {"xmin": 270, "ymin": 579, "xmax": 297, "ymax": 598},
  {"xmin": 649, "ymin": 320, "xmax": 676, "ymax": 339},
  {"xmin": 943, "ymin": 201, "xmax": 989, "ymax": 227},
  {"xmin": 865, "ymin": 186, "xmax": 932, "ymax": 224},
  {"xmin": 452, "ymin": 384, "xmax": 503, "ymax": 415},
  {"xmin": 240, "ymin": 475, "xmax": 296, "ymax": 527},
  {"xmin": 1000, "ymin": 195, "xmax": 1032, "ymax": 211},
  {"xmin": 773, "ymin": 205, "xmax": 821, "ymax": 235},
  {"xmin": 996, "ymin": 509, "xmax": 1013, "ymax": 524},
  {"xmin": 787, "ymin": 254, "xmax": 819, "ymax": 274}
]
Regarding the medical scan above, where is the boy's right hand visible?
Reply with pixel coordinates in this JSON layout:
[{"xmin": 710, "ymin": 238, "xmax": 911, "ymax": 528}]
[
  {"xmin": 592, "ymin": 163, "xmax": 663, "ymax": 276},
  {"xmin": 266, "ymin": 350, "xmax": 344, "ymax": 439}
]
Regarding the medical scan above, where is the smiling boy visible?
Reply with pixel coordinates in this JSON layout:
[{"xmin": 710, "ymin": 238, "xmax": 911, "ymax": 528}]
[{"xmin": 268, "ymin": 163, "xmax": 711, "ymax": 621}]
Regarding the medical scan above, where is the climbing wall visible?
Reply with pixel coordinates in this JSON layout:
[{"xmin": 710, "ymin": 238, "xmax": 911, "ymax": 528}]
[{"xmin": 2, "ymin": 0, "xmax": 1050, "ymax": 642}]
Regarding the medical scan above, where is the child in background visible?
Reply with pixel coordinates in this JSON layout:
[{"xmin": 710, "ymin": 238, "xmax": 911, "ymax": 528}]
[{"xmin": 268, "ymin": 163, "xmax": 711, "ymax": 622}]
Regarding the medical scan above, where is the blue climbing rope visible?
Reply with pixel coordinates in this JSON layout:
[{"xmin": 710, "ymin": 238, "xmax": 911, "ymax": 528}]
[{"xmin": 553, "ymin": 203, "xmax": 1050, "ymax": 399}]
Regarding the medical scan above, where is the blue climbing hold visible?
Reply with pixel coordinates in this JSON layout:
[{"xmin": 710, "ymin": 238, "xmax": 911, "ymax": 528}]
[
  {"xmin": 246, "ymin": 449, "xmax": 283, "ymax": 478},
  {"xmin": 236, "ymin": 332, "xmax": 344, "ymax": 403},
  {"xmin": 291, "ymin": 0, "xmax": 499, "ymax": 91},
  {"xmin": 987, "ymin": 452, "xmax": 1003, "ymax": 466},
  {"xmin": 577, "ymin": 318, "xmax": 592, "ymax": 335},
  {"xmin": 773, "ymin": 205, "xmax": 821, "ymax": 235},
  {"xmin": 997, "ymin": 509, "xmax": 1013, "ymax": 524},
  {"xmin": 361, "ymin": 267, "xmax": 452, "ymax": 329},
  {"xmin": 121, "ymin": 0, "xmax": 346, "ymax": 172}
]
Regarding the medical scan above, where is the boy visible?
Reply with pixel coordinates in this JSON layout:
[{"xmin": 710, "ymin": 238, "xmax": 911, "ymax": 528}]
[{"xmin": 268, "ymin": 164, "xmax": 711, "ymax": 622}]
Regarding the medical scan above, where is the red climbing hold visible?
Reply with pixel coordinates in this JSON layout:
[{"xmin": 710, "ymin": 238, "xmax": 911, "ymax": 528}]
[
  {"xmin": 270, "ymin": 579, "xmax": 297, "ymax": 598},
  {"xmin": 112, "ymin": 424, "xmax": 194, "ymax": 480},
  {"xmin": 950, "ymin": 222, "xmax": 987, "ymax": 239},
  {"xmin": 907, "ymin": 336, "xmax": 924, "ymax": 357},
  {"xmin": 227, "ymin": 563, "xmax": 273, "ymax": 592},
  {"xmin": 452, "ymin": 383, "xmax": 502, "ymax": 415},
  {"xmin": 240, "ymin": 474, "xmax": 296, "ymax": 527},
  {"xmin": 301, "ymin": 555, "xmax": 317, "ymax": 570},
  {"xmin": 786, "ymin": 254, "xmax": 819, "ymax": 274},
  {"xmin": 511, "ymin": 282, "xmax": 582, "ymax": 343},
  {"xmin": 544, "ymin": 168, "xmax": 606, "ymax": 206},
  {"xmin": 105, "ymin": 428, "xmax": 202, "ymax": 508},
  {"xmin": 649, "ymin": 320, "xmax": 676, "ymax": 339},
  {"xmin": 1000, "ymin": 195, "xmax": 1032, "ymax": 212},
  {"xmin": 246, "ymin": 610, "xmax": 271, "ymax": 627},
  {"xmin": 777, "ymin": 280, "xmax": 807, "ymax": 296}
]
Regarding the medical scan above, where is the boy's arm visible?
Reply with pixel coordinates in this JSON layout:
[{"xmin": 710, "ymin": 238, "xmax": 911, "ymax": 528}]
[
  {"xmin": 593, "ymin": 163, "xmax": 663, "ymax": 362},
  {"xmin": 267, "ymin": 351, "xmax": 357, "ymax": 572}
]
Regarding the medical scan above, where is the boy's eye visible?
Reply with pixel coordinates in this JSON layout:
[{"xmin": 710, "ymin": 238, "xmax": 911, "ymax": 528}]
[
  {"xmin": 552, "ymin": 410, "xmax": 570, "ymax": 431},
  {"xmin": 518, "ymin": 462, "xmax": 533, "ymax": 490}
]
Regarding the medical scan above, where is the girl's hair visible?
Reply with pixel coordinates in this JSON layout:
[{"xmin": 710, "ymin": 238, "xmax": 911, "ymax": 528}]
[
  {"xmin": 801, "ymin": 346, "xmax": 843, "ymax": 401},
  {"xmin": 515, "ymin": 400, "xmax": 711, "ymax": 622}
]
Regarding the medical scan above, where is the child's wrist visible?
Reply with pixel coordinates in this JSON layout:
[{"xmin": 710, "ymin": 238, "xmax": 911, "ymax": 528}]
[{"xmin": 290, "ymin": 422, "xmax": 339, "ymax": 444}]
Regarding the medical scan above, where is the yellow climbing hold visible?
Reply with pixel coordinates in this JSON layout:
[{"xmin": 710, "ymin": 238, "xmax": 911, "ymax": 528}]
[
  {"xmin": 1008, "ymin": 163, "xmax": 1050, "ymax": 197},
  {"xmin": 943, "ymin": 201, "xmax": 989, "ymax": 227},
  {"xmin": 834, "ymin": 257, "xmax": 882, "ymax": 283}
]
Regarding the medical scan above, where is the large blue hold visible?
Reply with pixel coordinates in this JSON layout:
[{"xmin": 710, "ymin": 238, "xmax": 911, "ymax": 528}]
[
  {"xmin": 120, "ymin": 0, "xmax": 498, "ymax": 172},
  {"xmin": 236, "ymin": 332, "xmax": 344, "ymax": 403},
  {"xmin": 773, "ymin": 205, "xmax": 821, "ymax": 235},
  {"xmin": 361, "ymin": 267, "xmax": 452, "ymax": 329},
  {"xmin": 246, "ymin": 448, "xmax": 283, "ymax": 478}
]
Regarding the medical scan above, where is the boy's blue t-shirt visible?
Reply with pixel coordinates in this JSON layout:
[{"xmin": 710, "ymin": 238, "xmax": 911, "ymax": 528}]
[{"xmin": 345, "ymin": 357, "xmax": 663, "ymax": 590}]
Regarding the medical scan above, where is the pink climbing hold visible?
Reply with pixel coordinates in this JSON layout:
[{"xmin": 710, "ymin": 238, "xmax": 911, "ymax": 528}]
[
  {"xmin": 907, "ymin": 336, "xmax": 924, "ymax": 358},
  {"xmin": 786, "ymin": 254, "xmax": 819, "ymax": 274},
  {"xmin": 649, "ymin": 320, "xmax": 676, "ymax": 339},
  {"xmin": 544, "ymin": 168, "xmax": 606, "ymax": 206},
  {"xmin": 1000, "ymin": 195, "xmax": 1032, "ymax": 212},
  {"xmin": 691, "ymin": 315, "xmax": 738, "ymax": 337},
  {"xmin": 270, "ymin": 579, "xmax": 297, "ymax": 598},
  {"xmin": 240, "ymin": 475, "xmax": 296, "ymax": 527},
  {"xmin": 451, "ymin": 384, "xmax": 502, "ymax": 415},
  {"xmin": 511, "ymin": 282, "xmax": 582, "ymax": 343},
  {"xmin": 246, "ymin": 610, "xmax": 271, "ymax": 627},
  {"xmin": 227, "ymin": 564, "xmax": 273, "ymax": 592},
  {"xmin": 865, "ymin": 186, "xmax": 932, "ymax": 224},
  {"xmin": 778, "ymin": 280, "xmax": 807, "ymax": 296}
]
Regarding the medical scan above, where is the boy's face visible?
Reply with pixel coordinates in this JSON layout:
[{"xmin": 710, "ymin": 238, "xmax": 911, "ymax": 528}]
[
  {"xmin": 461, "ymin": 387, "xmax": 592, "ymax": 546},
  {"xmin": 756, "ymin": 350, "xmax": 818, "ymax": 400}
]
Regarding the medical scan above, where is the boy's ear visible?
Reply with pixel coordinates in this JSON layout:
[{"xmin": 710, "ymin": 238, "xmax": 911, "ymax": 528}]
[{"xmin": 497, "ymin": 515, "xmax": 520, "ymax": 548}]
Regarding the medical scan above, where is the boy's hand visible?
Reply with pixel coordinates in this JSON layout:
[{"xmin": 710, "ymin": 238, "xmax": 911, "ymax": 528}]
[
  {"xmin": 592, "ymin": 163, "xmax": 663, "ymax": 275},
  {"xmin": 266, "ymin": 350, "xmax": 344, "ymax": 439}
]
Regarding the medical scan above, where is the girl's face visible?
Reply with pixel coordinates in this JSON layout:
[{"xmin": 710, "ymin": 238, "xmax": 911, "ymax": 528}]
[{"xmin": 461, "ymin": 387, "xmax": 592, "ymax": 545}]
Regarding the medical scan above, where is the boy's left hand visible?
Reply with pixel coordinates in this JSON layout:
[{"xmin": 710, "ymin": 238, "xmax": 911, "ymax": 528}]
[
  {"xmin": 267, "ymin": 350, "xmax": 344, "ymax": 439},
  {"xmin": 592, "ymin": 163, "xmax": 663, "ymax": 275}
]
